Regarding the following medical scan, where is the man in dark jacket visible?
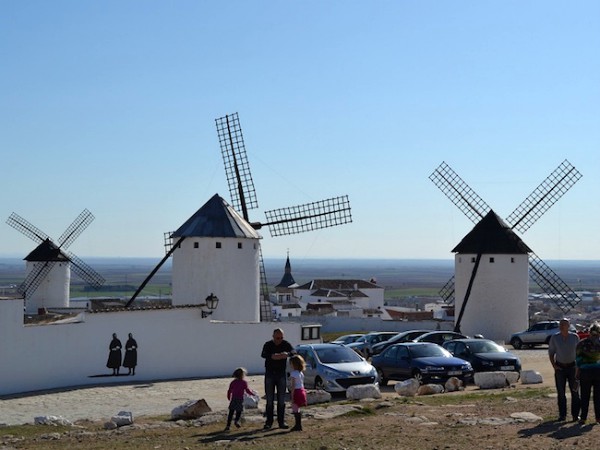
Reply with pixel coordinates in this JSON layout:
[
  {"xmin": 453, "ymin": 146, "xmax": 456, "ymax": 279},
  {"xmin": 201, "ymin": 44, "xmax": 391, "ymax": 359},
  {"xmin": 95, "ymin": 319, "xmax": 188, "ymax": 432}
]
[{"xmin": 261, "ymin": 328, "xmax": 294, "ymax": 429}]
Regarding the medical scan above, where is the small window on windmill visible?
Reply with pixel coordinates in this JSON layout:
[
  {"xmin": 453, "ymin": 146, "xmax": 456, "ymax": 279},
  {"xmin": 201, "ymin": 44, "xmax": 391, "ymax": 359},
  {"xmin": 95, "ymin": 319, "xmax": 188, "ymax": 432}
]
[
  {"xmin": 238, "ymin": 242, "xmax": 242, "ymax": 249},
  {"xmin": 489, "ymin": 257, "xmax": 495, "ymax": 263},
  {"xmin": 511, "ymin": 257, "xmax": 515, "ymax": 263},
  {"xmin": 471, "ymin": 257, "xmax": 476, "ymax": 263},
  {"xmin": 216, "ymin": 242, "xmax": 222, "ymax": 249},
  {"xmin": 458, "ymin": 257, "xmax": 462, "ymax": 263},
  {"xmin": 194, "ymin": 242, "xmax": 199, "ymax": 249}
]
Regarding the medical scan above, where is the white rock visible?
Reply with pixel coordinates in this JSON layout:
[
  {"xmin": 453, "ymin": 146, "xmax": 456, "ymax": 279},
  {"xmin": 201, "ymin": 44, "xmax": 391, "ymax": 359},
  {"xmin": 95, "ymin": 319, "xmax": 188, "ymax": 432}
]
[
  {"xmin": 394, "ymin": 379, "xmax": 420, "ymax": 397},
  {"xmin": 346, "ymin": 384, "xmax": 381, "ymax": 400},
  {"xmin": 171, "ymin": 399, "xmax": 212, "ymax": 420},
  {"xmin": 505, "ymin": 371, "xmax": 520, "ymax": 384},
  {"xmin": 306, "ymin": 389, "xmax": 331, "ymax": 404},
  {"xmin": 104, "ymin": 421, "xmax": 118, "ymax": 430},
  {"xmin": 474, "ymin": 371, "xmax": 510, "ymax": 389},
  {"xmin": 510, "ymin": 412, "xmax": 543, "ymax": 422},
  {"xmin": 417, "ymin": 384, "xmax": 444, "ymax": 395},
  {"xmin": 444, "ymin": 377, "xmax": 463, "ymax": 392},
  {"xmin": 34, "ymin": 415, "xmax": 73, "ymax": 426},
  {"xmin": 111, "ymin": 411, "xmax": 133, "ymax": 427},
  {"xmin": 520, "ymin": 370, "xmax": 543, "ymax": 384}
]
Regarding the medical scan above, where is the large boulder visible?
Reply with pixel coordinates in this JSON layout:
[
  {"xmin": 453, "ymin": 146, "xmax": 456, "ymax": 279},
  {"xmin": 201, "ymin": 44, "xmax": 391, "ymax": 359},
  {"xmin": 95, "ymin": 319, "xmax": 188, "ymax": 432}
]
[
  {"xmin": 444, "ymin": 377, "xmax": 463, "ymax": 392},
  {"xmin": 346, "ymin": 384, "xmax": 381, "ymax": 400},
  {"xmin": 171, "ymin": 399, "xmax": 212, "ymax": 420},
  {"xmin": 520, "ymin": 370, "xmax": 543, "ymax": 385},
  {"xmin": 306, "ymin": 389, "xmax": 332, "ymax": 404},
  {"xmin": 394, "ymin": 379, "xmax": 420, "ymax": 397},
  {"xmin": 474, "ymin": 371, "xmax": 510, "ymax": 389},
  {"xmin": 417, "ymin": 384, "xmax": 444, "ymax": 395},
  {"xmin": 111, "ymin": 411, "xmax": 134, "ymax": 427}
]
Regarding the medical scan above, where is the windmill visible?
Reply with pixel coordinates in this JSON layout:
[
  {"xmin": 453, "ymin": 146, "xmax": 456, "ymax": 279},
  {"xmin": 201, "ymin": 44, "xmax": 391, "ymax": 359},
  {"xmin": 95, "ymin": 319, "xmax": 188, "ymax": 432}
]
[
  {"xmin": 429, "ymin": 160, "xmax": 582, "ymax": 341},
  {"xmin": 6, "ymin": 209, "xmax": 105, "ymax": 314},
  {"xmin": 126, "ymin": 113, "xmax": 352, "ymax": 321}
]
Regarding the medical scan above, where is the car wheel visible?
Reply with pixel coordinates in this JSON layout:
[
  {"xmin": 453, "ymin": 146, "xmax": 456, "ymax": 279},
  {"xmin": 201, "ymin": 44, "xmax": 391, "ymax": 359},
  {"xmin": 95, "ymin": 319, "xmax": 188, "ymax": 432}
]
[
  {"xmin": 412, "ymin": 369, "xmax": 423, "ymax": 385},
  {"xmin": 377, "ymin": 368, "xmax": 388, "ymax": 387},
  {"xmin": 314, "ymin": 377, "xmax": 325, "ymax": 390},
  {"xmin": 510, "ymin": 337, "xmax": 523, "ymax": 350}
]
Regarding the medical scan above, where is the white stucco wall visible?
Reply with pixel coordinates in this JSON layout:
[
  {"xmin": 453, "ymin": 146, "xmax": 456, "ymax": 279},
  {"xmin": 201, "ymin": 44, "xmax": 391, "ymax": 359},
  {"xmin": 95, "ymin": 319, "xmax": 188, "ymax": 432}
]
[
  {"xmin": 454, "ymin": 253, "xmax": 529, "ymax": 342},
  {"xmin": 0, "ymin": 298, "xmax": 314, "ymax": 396},
  {"xmin": 25, "ymin": 261, "xmax": 70, "ymax": 314},
  {"xmin": 171, "ymin": 237, "xmax": 260, "ymax": 322}
]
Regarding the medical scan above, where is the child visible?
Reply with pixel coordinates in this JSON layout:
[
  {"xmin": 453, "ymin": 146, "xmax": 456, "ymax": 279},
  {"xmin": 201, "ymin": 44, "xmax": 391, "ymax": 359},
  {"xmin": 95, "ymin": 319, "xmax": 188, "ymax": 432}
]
[
  {"xmin": 289, "ymin": 355, "xmax": 307, "ymax": 431},
  {"xmin": 225, "ymin": 367, "xmax": 255, "ymax": 431}
]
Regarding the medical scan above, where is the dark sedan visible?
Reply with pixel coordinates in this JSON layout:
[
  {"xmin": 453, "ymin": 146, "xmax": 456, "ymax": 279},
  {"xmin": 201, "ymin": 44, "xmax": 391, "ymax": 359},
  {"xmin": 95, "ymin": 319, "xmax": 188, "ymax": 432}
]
[
  {"xmin": 371, "ymin": 342, "xmax": 473, "ymax": 385},
  {"xmin": 442, "ymin": 339, "xmax": 521, "ymax": 373},
  {"xmin": 371, "ymin": 330, "xmax": 430, "ymax": 355},
  {"xmin": 413, "ymin": 331, "xmax": 468, "ymax": 345}
]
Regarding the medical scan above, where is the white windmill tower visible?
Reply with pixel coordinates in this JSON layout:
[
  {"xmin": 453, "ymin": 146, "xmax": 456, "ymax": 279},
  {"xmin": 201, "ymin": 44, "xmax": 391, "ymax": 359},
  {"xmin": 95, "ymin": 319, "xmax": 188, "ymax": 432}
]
[
  {"xmin": 6, "ymin": 209, "xmax": 105, "ymax": 314},
  {"xmin": 125, "ymin": 113, "xmax": 352, "ymax": 322},
  {"xmin": 430, "ymin": 160, "xmax": 582, "ymax": 342}
]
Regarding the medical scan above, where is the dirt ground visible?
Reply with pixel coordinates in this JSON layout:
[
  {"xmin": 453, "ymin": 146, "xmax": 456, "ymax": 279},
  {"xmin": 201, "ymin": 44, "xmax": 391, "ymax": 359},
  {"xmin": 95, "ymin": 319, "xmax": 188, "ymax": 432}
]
[{"xmin": 2, "ymin": 349, "xmax": 599, "ymax": 449}]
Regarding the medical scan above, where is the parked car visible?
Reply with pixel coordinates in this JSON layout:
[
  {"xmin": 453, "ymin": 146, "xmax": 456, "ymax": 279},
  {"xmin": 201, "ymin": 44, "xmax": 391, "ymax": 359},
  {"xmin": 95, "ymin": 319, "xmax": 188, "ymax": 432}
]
[
  {"xmin": 371, "ymin": 330, "xmax": 431, "ymax": 355},
  {"xmin": 330, "ymin": 333, "xmax": 365, "ymax": 345},
  {"xmin": 509, "ymin": 321, "xmax": 577, "ymax": 349},
  {"xmin": 346, "ymin": 332, "xmax": 399, "ymax": 357},
  {"xmin": 413, "ymin": 331, "xmax": 468, "ymax": 345},
  {"xmin": 293, "ymin": 343, "xmax": 378, "ymax": 392},
  {"xmin": 371, "ymin": 342, "xmax": 473, "ymax": 385},
  {"xmin": 442, "ymin": 339, "xmax": 521, "ymax": 374}
]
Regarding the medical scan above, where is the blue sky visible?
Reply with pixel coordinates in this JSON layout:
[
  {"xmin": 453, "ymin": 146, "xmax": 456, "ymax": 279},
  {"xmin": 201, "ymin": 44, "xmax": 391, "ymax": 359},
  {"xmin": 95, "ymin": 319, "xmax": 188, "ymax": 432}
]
[{"xmin": 1, "ymin": 1, "xmax": 599, "ymax": 262}]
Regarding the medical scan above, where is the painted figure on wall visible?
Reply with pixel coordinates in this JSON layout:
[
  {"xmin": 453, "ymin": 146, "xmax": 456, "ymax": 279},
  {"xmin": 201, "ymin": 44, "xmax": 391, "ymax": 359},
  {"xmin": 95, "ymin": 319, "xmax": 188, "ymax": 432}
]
[
  {"xmin": 123, "ymin": 333, "xmax": 138, "ymax": 376},
  {"xmin": 106, "ymin": 333, "xmax": 122, "ymax": 376}
]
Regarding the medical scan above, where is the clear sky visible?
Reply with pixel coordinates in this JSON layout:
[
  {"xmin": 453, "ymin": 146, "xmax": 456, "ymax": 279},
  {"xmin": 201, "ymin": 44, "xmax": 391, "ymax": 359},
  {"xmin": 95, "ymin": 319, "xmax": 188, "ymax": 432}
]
[{"xmin": 1, "ymin": 1, "xmax": 598, "ymax": 262}]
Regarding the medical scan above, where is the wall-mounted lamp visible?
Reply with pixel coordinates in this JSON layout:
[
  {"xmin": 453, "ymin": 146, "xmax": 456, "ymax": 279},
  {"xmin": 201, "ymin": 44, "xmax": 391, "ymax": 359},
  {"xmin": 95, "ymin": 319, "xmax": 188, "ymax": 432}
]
[{"xmin": 202, "ymin": 293, "xmax": 219, "ymax": 318}]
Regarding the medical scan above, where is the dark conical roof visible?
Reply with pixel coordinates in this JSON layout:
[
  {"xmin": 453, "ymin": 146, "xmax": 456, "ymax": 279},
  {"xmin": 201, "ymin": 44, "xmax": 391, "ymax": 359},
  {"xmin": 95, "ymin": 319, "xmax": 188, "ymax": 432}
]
[
  {"xmin": 24, "ymin": 239, "xmax": 70, "ymax": 262},
  {"xmin": 452, "ymin": 210, "xmax": 531, "ymax": 254},
  {"xmin": 172, "ymin": 194, "xmax": 261, "ymax": 239},
  {"xmin": 276, "ymin": 255, "xmax": 297, "ymax": 288}
]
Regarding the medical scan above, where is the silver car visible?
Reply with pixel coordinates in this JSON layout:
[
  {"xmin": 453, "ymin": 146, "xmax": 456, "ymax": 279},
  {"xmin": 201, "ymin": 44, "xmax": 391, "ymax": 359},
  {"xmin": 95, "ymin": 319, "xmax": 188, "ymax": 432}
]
[{"xmin": 293, "ymin": 343, "xmax": 378, "ymax": 392}]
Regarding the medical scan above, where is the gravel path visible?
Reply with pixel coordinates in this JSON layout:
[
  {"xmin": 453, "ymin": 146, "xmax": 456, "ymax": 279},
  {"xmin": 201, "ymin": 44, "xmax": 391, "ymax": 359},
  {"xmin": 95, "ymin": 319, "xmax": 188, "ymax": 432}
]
[{"xmin": 0, "ymin": 349, "xmax": 553, "ymax": 426}]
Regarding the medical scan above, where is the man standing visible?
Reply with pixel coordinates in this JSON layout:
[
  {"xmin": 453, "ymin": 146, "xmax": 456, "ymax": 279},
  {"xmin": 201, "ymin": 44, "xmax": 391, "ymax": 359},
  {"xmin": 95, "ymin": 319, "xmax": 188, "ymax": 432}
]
[
  {"xmin": 261, "ymin": 328, "xmax": 294, "ymax": 430},
  {"xmin": 548, "ymin": 318, "xmax": 581, "ymax": 421}
]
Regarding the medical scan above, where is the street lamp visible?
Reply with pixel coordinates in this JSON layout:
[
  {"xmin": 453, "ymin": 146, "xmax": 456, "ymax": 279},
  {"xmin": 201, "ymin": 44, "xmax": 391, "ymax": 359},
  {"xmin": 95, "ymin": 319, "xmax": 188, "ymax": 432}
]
[{"xmin": 202, "ymin": 293, "xmax": 219, "ymax": 318}]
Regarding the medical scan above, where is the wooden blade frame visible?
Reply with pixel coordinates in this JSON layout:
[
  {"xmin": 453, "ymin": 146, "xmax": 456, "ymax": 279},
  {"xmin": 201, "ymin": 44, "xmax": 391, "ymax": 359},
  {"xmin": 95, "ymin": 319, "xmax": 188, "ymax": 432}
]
[{"xmin": 263, "ymin": 195, "xmax": 352, "ymax": 237}]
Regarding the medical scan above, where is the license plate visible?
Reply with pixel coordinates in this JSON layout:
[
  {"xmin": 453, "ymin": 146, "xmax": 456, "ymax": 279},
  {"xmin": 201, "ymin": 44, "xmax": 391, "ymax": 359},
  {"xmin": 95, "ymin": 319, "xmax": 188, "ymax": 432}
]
[
  {"xmin": 448, "ymin": 370, "xmax": 462, "ymax": 376},
  {"xmin": 500, "ymin": 365, "xmax": 514, "ymax": 371}
]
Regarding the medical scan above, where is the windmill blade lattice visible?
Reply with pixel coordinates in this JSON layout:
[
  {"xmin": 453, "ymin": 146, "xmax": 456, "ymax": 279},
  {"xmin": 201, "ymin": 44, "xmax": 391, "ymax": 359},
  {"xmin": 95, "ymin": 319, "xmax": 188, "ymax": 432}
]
[
  {"xmin": 215, "ymin": 113, "xmax": 258, "ymax": 219},
  {"xmin": 6, "ymin": 213, "xmax": 51, "ymax": 244},
  {"xmin": 438, "ymin": 276, "xmax": 455, "ymax": 305},
  {"xmin": 18, "ymin": 261, "xmax": 56, "ymax": 296},
  {"xmin": 429, "ymin": 162, "xmax": 491, "ymax": 224},
  {"xmin": 506, "ymin": 160, "xmax": 582, "ymax": 233},
  {"xmin": 263, "ymin": 195, "xmax": 352, "ymax": 237},
  {"xmin": 66, "ymin": 251, "xmax": 106, "ymax": 288},
  {"xmin": 528, "ymin": 252, "xmax": 580, "ymax": 313},
  {"xmin": 58, "ymin": 209, "xmax": 95, "ymax": 249}
]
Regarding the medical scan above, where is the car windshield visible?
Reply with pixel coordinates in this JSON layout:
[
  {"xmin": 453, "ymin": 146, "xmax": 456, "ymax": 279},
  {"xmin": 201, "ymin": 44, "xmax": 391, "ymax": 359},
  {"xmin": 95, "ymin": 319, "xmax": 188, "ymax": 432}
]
[
  {"xmin": 466, "ymin": 341, "xmax": 506, "ymax": 353},
  {"xmin": 315, "ymin": 346, "xmax": 364, "ymax": 364},
  {"xmin": 409, "ymin": 345, "xmax": 450, "ymax": 358}
]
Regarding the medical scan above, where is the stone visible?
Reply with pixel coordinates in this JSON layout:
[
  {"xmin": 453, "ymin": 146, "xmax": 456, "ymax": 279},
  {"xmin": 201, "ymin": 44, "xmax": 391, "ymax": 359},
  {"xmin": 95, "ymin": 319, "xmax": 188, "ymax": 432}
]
[
  {"xmin": 505, "ymin": 371, "xmax": 520, "ymax": 385},
  {"xmin": 103, "ymin": 421, "xmax": 118, "ymax": 430},
  {"xmin": 171, "ymin": 399, "xmax": 212, "ymax": 420},
  {"xmin": 520, "ymin": 370, "xmax": 543, "ymax": 384},
  {"xmin": 111, "ymin": 411, "xmax": 133, "ymax": 427},
  {"xmin": 474, "ymin": 371, "xmax": 510, "ymax": 389},
  {"xmin": 394, "ymin": 378, "xmax": 420, "ymax": 397},
  {"xmin": 510, "ymin": 412, "xmax": 543, "ymax": 422},
  {"xmin": 306, "ymin": 389, "xmax": 332, "ymax": 404},
  {"xmin": 34, "ymin": 415, "xmax": 73, "ymax": 426},
  {"xmin": 417, "ymin": 384, "xmax": 444, "ymax": 395},
  {"xmin": 346, "ymin": 384, "xmax": 381, "ymax": 400},
  {"xmin": 444, "ymin": 377, "xmax": 463, "ymax": 392}
]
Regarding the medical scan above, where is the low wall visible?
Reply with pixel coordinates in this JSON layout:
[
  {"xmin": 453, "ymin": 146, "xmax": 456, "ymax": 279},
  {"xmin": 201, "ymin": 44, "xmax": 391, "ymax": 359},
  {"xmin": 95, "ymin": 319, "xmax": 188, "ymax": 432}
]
[{"xmin": 279, "ymin": 315, "xmax": 453, "ymax": 334}]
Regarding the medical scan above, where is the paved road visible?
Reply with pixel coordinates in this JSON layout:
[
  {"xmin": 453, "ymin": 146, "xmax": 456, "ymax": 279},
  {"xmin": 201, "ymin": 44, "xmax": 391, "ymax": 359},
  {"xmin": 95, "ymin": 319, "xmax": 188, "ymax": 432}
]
[{"xmin": 0, "ymin": 349, "xmax": 553, "ymax": 426}]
